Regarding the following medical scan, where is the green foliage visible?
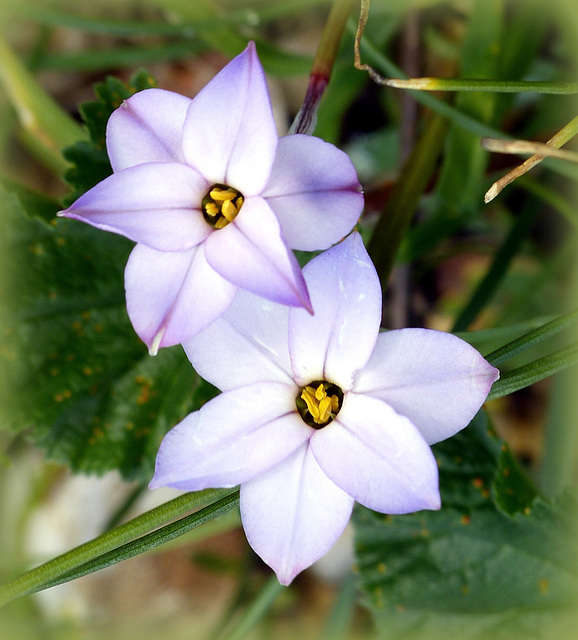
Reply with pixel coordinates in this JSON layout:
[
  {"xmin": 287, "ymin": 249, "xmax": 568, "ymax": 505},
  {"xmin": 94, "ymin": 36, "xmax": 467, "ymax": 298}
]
[
  {"xmin": 354, "ymin": 411, "xmax": 578, "ymax": 639},
  {"xmin": 62, "ymin": 69, "xmax": 157, "ymax": 205},
  {"xmin": 0, "ymin": 186, "xmax": 217, "ymax": 481}
]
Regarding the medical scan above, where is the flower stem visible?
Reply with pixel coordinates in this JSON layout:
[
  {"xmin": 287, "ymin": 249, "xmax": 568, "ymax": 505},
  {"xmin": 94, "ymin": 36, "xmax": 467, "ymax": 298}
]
[
  {"xmin": 0, "ymin": 488, "xmax": 233, "ymax": 607},
  {"xmin": 290, "ymin": 0, "xmax": 357, "ymax": 135}
]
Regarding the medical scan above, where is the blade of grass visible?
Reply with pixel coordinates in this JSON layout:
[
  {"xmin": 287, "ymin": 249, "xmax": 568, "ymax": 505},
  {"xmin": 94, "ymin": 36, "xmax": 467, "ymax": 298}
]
[
  {"xmin": 372, "ymin": 77, "xmax": 578, "ymax": 94},
  {"xmin": 31, "ymin": 490, "xmax": 240, "ymax": 596},
  {"xmin": 368, "ymin": 112, "xmax": 448, "ymax": 286},
  {"xmin": 218, "ymin": 575, "xmax": 285, "ymax": 640},
  {"xmin": 484, "ymin": 309, "xmax": 578, "ymax": 366},
  {"xmin": 0, "ymin": 488, "xmax": 232, "ymax": 606},
  {"xmin": 451, "ymin": 201, "xmax": 538, "ymax": 332},
  {"xmin": 487, "ymin": 341, "xmax": 578, "ymax": 400},
  {"xmin": 0, "ymin": 37, "xmax": 86, "ymax": 173}
]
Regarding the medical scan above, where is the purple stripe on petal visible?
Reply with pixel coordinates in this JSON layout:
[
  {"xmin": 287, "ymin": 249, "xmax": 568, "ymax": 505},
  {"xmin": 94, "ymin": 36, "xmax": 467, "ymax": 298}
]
[
  {"xmin": 125, "ymin": 243, "xmax": 237, "ymax": 352},
  {"xmin": 240, "ymin": 442, "xmax": 354, "ymax": 585},
  {"xmin": 182, "ymin": 42, "xmax": 278, "ymax": 195},
  {"xmin": 205, "ymin": 197, "xmax": 311, "ymax": 311},
  {"xmin": 311, "ymin": 392, "xmax": 441, "ymax": 514},
  {"xmin": 264, "ymin": 135, "xmax": 364, "ymax": 251},
  {"xmin": 59, "ymin": 163, "xmax": 211, "ymax": 251},
  {"xmin": 107, "ymin": 88, "xmax": 191, "ymax": 171}
]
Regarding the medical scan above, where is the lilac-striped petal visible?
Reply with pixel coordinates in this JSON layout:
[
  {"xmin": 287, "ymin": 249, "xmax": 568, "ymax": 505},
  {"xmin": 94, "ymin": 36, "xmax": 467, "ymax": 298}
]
[
  {"xmin": 288, "ymin": 233, "xmax": 381, "ymax": 389},
  {"xmin": 125, "ymin": 243, "xmax": 237, "ymax": 353},
  {"xmin": 311, "ymin": 392, "xmax": 440, "ymax": 514},
  {"xmin": 183, "ymin": 289, "xmax": 293, "ymax": 391},
  {"xmin": 353, "ymin": 329, "xmax": 500, "ymax": 444},
  {"xmin": 149, "ymin": 383, "xmax": 309, "ymax": 491},
  {"xmin": 204, "ymin": 197, "xmax": 311, "ymax": 310},
  {"xmin": 107, "ymin": 88, "xmax": 191, "ymax": 171},
  {"xmin": 263, "ymin": 135, "xmax": 363, "ymax": 250},
  {"xmin": 59, "ymin": 163, "xmax": 210, "ymax": 251},
  {"xmin": 240, "ymin": 442, "xmax": 354, "ymax": 585},
  {"xmin": 182, "ymin": 42, "xmax": 278, "ymax": 195}
]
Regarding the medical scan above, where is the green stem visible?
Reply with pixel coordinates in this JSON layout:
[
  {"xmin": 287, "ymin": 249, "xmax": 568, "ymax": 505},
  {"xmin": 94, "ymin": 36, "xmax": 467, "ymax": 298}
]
[
  {"xmin": 290, "ymin": 0, "xmax": 357, "ymax": 134},
  {"xmin": 0, "ymin": 488, "xmax": 232, "ymax": 607},
  {"xmin": 367, "ymin": 112, "xmax": 448, "ymax": 287},
  {"xmin": 484, "ymin": 309, "xmax": 578, "ymax": 366}
]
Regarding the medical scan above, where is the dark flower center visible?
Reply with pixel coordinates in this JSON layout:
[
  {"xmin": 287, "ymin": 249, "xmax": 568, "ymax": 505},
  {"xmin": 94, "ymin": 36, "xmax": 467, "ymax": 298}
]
[
  {"xmin": 296, "ymin": 380, "xmax": 343, "ymax": 429},
  {"xmin": 202, "ymin": 184, "xmax": 244, "ymax": 229}
]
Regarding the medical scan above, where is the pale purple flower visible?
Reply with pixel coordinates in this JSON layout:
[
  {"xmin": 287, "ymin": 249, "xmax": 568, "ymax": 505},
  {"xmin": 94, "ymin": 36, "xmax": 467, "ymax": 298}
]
[
  {"xmin": 149, "ymin": 233, "xmax": 499, "ymax": 585},
  {"xmin": 58, "ymin": 42, "xmax": 363, "ymax": 354}
]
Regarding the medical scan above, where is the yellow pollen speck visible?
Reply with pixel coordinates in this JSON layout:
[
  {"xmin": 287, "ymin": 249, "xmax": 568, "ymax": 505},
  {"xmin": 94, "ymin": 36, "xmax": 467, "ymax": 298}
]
[{"xmin": 539, "ymin": 579, "xmax": 549, "ymax": 594}]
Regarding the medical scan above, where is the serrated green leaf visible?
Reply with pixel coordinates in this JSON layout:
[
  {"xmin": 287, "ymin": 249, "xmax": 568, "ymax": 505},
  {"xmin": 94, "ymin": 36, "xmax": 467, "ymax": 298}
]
[
  {"xmin": 493, "ymin": 445, "xmax": 538, "ymax": 515},
  {"xmin": 0, "ymin": 186, "xmax": 217, "ymax": 481},
  {"xmin": 62, "ymin": 69, "xmax": 157, "ymax": 205},
  {"xmin": 353, "ymin": 412, "xmax": 578, "ymax": 640}
]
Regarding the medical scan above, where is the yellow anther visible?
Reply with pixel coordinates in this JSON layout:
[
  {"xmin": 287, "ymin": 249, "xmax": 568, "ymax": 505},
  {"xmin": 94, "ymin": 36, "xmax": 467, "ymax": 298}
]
[
  {"xmin": 300, "ymin": 383, "xmax": 339, "ymax": 426},
  {"xmin": 204, "ymin": 202, "xmax": 220, "ymax": 216},
  {"xmin": 210, "ymin": 187, "xmax": 237, "ymax": 201},
  {"xmin": 202, "ymin": 184, "xmax": 244, "ymax": 229},
  {"xmin": 221, "ymin": 199, "xmax": 238, "ymax": 222}
]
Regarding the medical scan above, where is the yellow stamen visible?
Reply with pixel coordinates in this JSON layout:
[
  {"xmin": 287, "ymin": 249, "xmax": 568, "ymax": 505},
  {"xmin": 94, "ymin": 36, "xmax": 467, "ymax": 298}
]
[
  {"xmin": 221, "ymin": 199, "xmax": 238, "ymax": 221},
  {"xmin": 202, "ymin": 184, "xmax": 244, "ymax": 229},
  {"xmin": 210, "ymin": 187, "xmax": 238, "ymax": 201},
  {"xmin": 300, "ymin": 383, "xmax": 340, "ymax": 425},
  {"xmin": 204, "ymin": 202, "xmax": 220, "ymax": 216}
]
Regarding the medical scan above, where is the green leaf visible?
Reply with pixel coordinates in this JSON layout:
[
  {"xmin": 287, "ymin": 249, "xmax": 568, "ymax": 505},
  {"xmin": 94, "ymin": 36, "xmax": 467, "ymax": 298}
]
[
  {"xmin": 62, "ymin": 69, "xmax": 157, "ymax": 204},
  {"xmin": 0, "ymin": 187, "xmax": 217, "ymax": 481},
  {"xmin": 353, "ymin": 412, "xmax": 578, "ymax": 639}
]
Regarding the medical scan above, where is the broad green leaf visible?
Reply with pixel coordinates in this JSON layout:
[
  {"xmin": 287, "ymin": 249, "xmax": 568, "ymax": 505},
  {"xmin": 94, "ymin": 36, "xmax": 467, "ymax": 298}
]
[
  {"xmin": 354, "ymin": 412, "xmax": 578, "ymax": 639},
  {"xmin": 0, "ymin": 187, "xmax": 217, "ymax": 480}
]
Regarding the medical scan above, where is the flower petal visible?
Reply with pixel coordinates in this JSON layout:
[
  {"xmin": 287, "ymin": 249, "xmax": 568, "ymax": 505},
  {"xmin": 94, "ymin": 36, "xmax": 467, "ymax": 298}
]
[
  {"xmin": 288, "ymin": 232, "xmax": 381, "ymax": 389},
  {"xmin": 240, "ymin": 442, "xmax": 354, "ymax": 585},
  {"xmin": 263, "ymin": 135, "xmax": 363, "ymax": 250},
  {"xmin": 183, "ymin": 289, "xmax": 293, "ymax": 391},
  {"xmin": 107, "ymin": 88, "xmax": 191, "ymax": 171},
  {"xmin": 353, "ymin": 329, "xmax": 500, "ymax": 444},
  {"xmin": 149, "ymin": 383, "xmax": 309, "ymax": 490},
  {"xmin": 204, "ymin": 197, "xmax": 311, "ymax": 310},
  {"xmin": 59, "ymin": 163, "xmax": 211, "ymax": 251},
  {"xmin": 182, "ymin": 42, "xmax": 278, "ymax": 195},
  {"xmin": 125, "ymin": 243, "xmax": 237, "ymax": 353},
  {"xmin": 311, "ymin": 392, "xmax": 440, "ymax": 514}
]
